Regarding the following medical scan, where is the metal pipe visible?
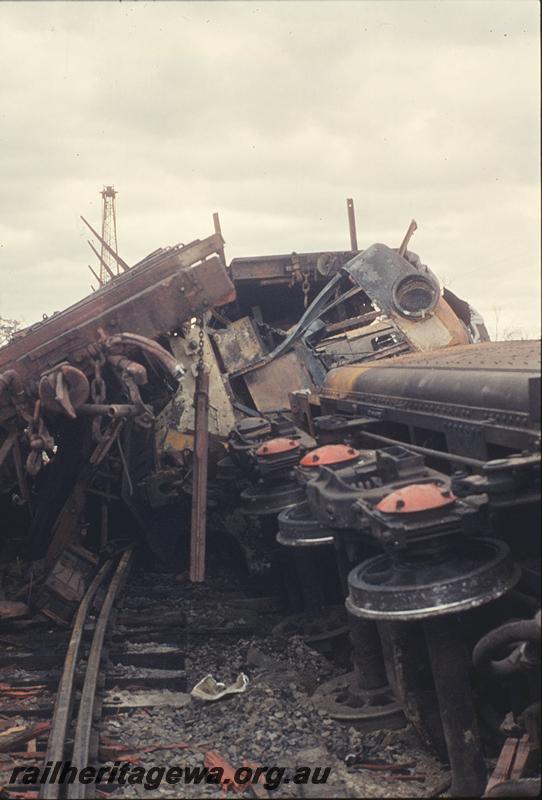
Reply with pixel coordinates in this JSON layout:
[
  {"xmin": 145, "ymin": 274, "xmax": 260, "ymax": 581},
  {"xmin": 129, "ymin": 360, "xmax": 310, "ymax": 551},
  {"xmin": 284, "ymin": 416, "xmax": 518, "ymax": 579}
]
[
  {"xmin": 76, "ymin": 404, "xmax": 139, "ymax": 418},
  {"xmin": 190, "ymin": 368, "xmax": 210, "ymax": 582},
  {"xmin": 423, "ymin": 616, "xmax": 487, "ymax": 796},
  {"xmin": 106, "ymin": 353, "xmax": 148, "ymax": 385},
  {"xmin": 359, "ymin": 430, "xmax": 486, "ymax": 469},
  {"xmin": 473, "ymin": 612, "xmax": 541, "ymax": 677},
  {"xmin": 106, "ymin": 333, "xmax": 184, "ymax": 380}
]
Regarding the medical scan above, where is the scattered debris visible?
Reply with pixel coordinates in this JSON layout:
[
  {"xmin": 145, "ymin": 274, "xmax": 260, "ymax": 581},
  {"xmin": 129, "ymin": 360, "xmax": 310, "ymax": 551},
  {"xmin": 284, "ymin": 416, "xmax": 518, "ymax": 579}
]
[
  {"xmin": 191, "ymin": 673, "xmax": 249, "ymax": 702},
  {"xmin": 0, "ymin": 603, "xmax": 27, "ymax": 621},
  {"xmin": 0, "ymin": 723, "xmax": 50, "ymax": 754},
  {"xmin": 204, "ymin": 751, "xmax": 248, "ymax": 795}
]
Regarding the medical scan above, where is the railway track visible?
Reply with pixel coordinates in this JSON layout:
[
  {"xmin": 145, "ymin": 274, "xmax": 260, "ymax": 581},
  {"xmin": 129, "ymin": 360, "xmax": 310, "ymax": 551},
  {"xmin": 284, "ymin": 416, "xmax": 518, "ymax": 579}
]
[
  {"xmin": 1, "ymin": 550, "xmax": 453, "ymax": 800},
  {"xmin": 1, "ymin": 548, "xmax": 193, "ymax": 799},
  {"xmin": 42, "ymin": 548, "xmax": 133, "ymax": 800}
]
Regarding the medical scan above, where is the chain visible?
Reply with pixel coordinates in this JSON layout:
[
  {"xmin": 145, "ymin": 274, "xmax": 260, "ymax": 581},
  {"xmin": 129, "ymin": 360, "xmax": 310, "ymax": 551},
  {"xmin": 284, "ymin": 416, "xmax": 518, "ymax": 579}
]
[
  {"xmin": 196, "ymin": 316, "xmax": 205, "ymax": 374},
  {"xmin": 287, "ymin": 253, "xmax": 311, "ymax": 308},
  {"xmin": 25, "ymin": 400, "xmax": 55, "ymax": 475},
  {"xmin": 90, "ymin": 353, "xmax": 106, "ymax": 404},
  {"xmin": 302, "ymin": 272, "xmax": 311, "ymax": 308}
]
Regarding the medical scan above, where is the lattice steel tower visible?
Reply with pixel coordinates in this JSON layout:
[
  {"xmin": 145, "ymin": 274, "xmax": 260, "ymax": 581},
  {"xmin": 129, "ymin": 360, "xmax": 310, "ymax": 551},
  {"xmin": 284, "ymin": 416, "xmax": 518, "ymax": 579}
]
[{"xmin": 99, "ymin": 185, "xmax": 119, "ymax": 283}]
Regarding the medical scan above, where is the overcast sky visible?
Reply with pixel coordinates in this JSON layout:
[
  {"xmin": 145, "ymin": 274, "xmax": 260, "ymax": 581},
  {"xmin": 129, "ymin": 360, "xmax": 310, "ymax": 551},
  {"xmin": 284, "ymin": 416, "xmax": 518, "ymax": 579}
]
[{"xmin": 0, "ymin": 1, "xmax": 539, "ymax": 339}]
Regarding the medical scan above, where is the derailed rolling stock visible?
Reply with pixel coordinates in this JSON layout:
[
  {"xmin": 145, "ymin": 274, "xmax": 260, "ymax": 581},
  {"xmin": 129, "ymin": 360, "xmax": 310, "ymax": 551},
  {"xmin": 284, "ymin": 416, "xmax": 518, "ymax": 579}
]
[
  {"xmin": 280, "ymin": 339, "xmax": 540, "ymax": 795},
  {"xmin": 1, "ymin": 214, "xmax": 539, "ymax": 797}
]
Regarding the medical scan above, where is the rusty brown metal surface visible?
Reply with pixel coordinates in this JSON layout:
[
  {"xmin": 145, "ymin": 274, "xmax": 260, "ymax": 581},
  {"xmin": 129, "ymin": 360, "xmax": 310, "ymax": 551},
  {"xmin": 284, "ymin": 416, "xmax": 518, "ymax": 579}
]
[
  {"xmin": 0, "ymin": 233, "xmax": 235, "ymax": 480},
  {"xmin": 319, "ymin": 339, "xmax": 541, "ymax": 459},
  {"xmin": 46, "ymin": 479, "xmax": 89, "ymax": 567},
  {"xmin": 0, "ymin": 235, "xmax": 233, "ymax": 387},
  {"xmin": 37, "ymin": 544, "xmax": 99, "ymax": 625},
  {"xmin": 190, "ymin": 367, "xmax": 210, "ymax": 583},
  {"xmin": 211, "ymin": 316, "xmax": 266, "ymax": 373},
  {"xmin": 229, "ymin": 251, "xmax": 354, "ymax": 283},
  {"xmin": 243, "ymin": 349, "xmax": 317, "ymax": 413},
  {"xmin": 288, "ymin": 390, "xmax": 320, "ymax": 437},
  {"xmin": 485, "ymin": 735, "xmax": 531, "ymax": 795},
  {"xmin": 392, "ymin": 295, "xmax": 470, "ymax": 351}
]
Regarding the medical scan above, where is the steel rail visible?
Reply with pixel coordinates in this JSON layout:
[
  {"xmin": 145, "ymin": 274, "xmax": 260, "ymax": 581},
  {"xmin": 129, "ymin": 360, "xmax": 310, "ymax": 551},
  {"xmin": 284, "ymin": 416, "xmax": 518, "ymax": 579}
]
[
  {"xmin": 68, "ymin": 548, "xmax": 133, "ymax": 799},
  {"xmin": 40, "ymin": 559, "xmax": 115, "ymax": 799}
]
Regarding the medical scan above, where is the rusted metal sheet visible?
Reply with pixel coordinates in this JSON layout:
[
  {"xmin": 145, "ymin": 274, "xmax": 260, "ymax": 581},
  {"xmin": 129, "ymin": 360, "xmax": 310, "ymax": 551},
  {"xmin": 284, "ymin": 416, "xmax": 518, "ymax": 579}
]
[
  {"xmin": 225, "ymin": 242, "xmax": 472, "ymax": 420},
  {"xmin": 162, "ymin": 326, "xmax": 236, "ymax": 443},
  {"xmin": 37, "ymin": 544, "xmax": 99, "ymax": 625},
  {"xmin": 0, "ymin": 233, "xmax": 235, "ymax": 480},
  {"xmin": 229, "ymin": 251, "xmax": 354, "ymax": 283},
  {"xmin": 288, "ymin": 390, "xmax": 320, "ymax": 437},
  {"xmin": 342, "ymin": 243, "xmax": 470, "ymax": 350},
  {"xmin": 392, "ymin": 296, "xmax": 470, "ymax": 351},
  {"xmin": 243, "ymin": 349, "xmax": 317, "ymax": 413},
  {"xmin": 211, "ymin": 316, "xmax": 266, "ymax": 372},
  {"xmin": 0, "ymin": 235, "xmax": 234, "ymax": 388}
]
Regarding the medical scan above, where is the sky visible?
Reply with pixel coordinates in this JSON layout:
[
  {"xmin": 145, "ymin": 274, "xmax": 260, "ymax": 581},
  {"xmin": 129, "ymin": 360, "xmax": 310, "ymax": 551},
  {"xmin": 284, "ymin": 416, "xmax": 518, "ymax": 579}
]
[{"xmin": 0, "ymin": 0, "xmax": 539, "ymax": 339}]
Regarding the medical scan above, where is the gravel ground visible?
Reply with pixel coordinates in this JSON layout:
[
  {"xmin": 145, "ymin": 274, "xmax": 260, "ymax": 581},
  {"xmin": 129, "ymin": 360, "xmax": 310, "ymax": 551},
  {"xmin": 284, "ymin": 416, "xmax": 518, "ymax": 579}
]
[{"xmin": 98, "ymin": 569, "xmax": 450, "ymax": 799}]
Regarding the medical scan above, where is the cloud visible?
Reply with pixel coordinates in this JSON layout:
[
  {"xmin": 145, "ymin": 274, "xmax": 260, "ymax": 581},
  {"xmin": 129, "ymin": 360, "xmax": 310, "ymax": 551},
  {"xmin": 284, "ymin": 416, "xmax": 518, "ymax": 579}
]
[{"xmin": 0, "ymin": 0, "xmax": 539, "ymax": 338}]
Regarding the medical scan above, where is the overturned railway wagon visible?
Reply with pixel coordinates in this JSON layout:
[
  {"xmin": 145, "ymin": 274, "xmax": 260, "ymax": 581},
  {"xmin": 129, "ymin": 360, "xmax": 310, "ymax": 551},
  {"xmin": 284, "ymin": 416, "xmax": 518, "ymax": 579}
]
[{"xmin": 0, "ymin": 226, "xmax": 540, "ymax": 798}]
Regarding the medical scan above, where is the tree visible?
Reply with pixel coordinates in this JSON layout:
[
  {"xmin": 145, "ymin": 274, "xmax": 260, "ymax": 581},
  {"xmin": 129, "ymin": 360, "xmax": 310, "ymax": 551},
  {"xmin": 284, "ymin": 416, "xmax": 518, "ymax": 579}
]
[
  {"xmin": 0, "ymin": 317, "xmax": 21, "ymax": 347},
  {"xmin": 491, "ymin": 306, "xmax": 525, "ymax": 341}
]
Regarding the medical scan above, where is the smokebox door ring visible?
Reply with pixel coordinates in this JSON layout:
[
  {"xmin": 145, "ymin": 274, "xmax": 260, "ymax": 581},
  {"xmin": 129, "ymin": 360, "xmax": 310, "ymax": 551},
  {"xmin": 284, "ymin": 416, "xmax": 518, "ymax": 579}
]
[{"xmin": 391, "ymin": 273, "xmax": 440, "ymax": 320}]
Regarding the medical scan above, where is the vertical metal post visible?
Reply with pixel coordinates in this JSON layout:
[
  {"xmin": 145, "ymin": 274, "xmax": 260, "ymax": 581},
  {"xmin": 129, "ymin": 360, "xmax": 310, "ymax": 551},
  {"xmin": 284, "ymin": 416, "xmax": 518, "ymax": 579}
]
[
  {"xmin": 398, "ymin": 218, "xmax": 418, "ymax": 257},
  {"xmin": 190, "ymin": 367, "xmax": 210, "ymax": 582},
  {"xmin": 213, "ymin": 212, "xmax": 227, "ymax": 267},
  {"xmin": 346, "ymin": 198, "xmax": 358, "ymax": 251},
  {"xmin": 423, "ymin": 616, "xmax": 487, "ymax": 796}
]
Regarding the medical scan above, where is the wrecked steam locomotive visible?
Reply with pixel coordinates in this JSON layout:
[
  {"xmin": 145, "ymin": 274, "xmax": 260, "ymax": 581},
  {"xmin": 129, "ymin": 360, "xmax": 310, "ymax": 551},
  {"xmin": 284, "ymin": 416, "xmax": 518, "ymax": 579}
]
[{"xmin": 0, "ymin": 222, "xmax": 540, "ymax": 797}]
